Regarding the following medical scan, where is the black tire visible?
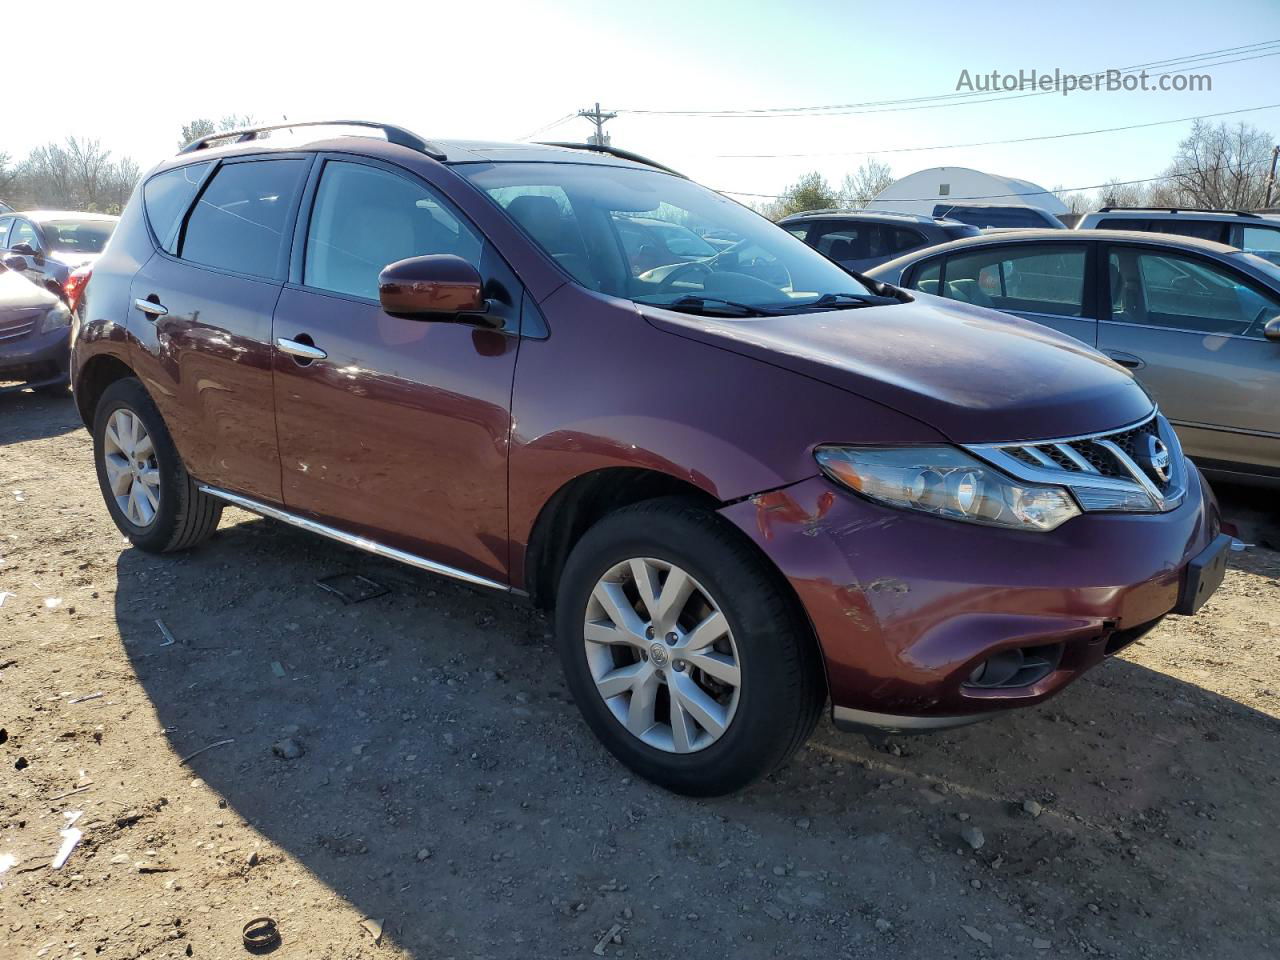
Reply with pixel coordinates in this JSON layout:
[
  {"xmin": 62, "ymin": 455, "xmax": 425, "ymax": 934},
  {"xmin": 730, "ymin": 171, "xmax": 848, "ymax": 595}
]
[
  {"xmin": 92, "ymin": 377, "xmax": 222, "ymax": 553},
  {"xmin": 555, "ymin": 498, "xmax": 825, "ymax": 796}
]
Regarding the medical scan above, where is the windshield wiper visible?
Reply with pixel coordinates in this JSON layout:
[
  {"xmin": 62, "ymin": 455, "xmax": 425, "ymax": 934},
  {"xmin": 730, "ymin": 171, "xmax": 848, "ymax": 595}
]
[
  {"xmin": 662, "ymin": 295, "xmax": 781, "ymax": 317},
  {"xmin": 796, "ymin": 291, "xmax": 901, "ymax": 310}
]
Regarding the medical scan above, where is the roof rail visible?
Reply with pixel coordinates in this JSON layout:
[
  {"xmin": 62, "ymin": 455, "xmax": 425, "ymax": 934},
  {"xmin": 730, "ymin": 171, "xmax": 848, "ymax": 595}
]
[
  {"xmin": 781, "ymin": 207, "xmax": 858, "ymax": 218},
  {"xmin": 178, "ymin": 120, "xmax": 448, "ymax": 160},
  {"xmin": 1096, "ymin": 205, "xmax": 1261, "ymax": 218},
  {"xmin": 535, "ymin": 142, "xmax": 686, "ymax": 178}
]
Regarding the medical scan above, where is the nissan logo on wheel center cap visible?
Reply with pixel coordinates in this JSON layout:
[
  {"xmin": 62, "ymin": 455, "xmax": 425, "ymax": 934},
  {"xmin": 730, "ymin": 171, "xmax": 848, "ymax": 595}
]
[
  {"xmin": 649, "ymin": 642, "xmax": 670, "ymax": 667},
  {"xmin": 1141, "ymin": 434, "xmax": 1171, "ymax": 485}
]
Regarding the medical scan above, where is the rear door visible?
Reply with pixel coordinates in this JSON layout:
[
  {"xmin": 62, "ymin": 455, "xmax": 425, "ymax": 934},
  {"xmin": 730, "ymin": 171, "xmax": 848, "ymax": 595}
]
[
  {"xmin": 270, "ymin": 156, "xmax": 522, "ymax": 582},
  {"xmin": 1098, "ymin": 242, "xmax": 1280, "ymax": 473},
  {"xmin": 128, "ymin": 155, "xmax": 310, "ymax": 503},
  {"xmin": 921, "ymin": 241, "xmax": 1099, "ymax": 345}
]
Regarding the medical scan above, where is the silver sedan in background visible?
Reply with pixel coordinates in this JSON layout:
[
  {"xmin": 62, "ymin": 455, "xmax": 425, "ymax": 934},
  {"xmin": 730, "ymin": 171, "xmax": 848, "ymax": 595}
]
[{"xmin": 868, "ymin": 229, "xmax": 1280, "ymax": 486}]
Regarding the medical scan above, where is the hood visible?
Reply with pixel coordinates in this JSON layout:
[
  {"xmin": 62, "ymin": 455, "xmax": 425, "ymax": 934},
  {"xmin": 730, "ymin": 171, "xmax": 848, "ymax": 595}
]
[
  {"xmin": 641, "ymin": 293, "xmax": 1152, "ymax": 444},
  {"xmin": 0, "ymin": 267, "xmax": 60, "ymax": 311}
]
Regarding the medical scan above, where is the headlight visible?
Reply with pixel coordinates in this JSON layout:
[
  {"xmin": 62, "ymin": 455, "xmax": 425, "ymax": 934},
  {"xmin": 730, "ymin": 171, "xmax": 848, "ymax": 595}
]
[
  {"xmin": 38, "ymin": 301, "xmax": 71, "ymax": 334},
  {"xmin": 815, "ymin": 445, "xmax": 1081, "ymax": 532}
]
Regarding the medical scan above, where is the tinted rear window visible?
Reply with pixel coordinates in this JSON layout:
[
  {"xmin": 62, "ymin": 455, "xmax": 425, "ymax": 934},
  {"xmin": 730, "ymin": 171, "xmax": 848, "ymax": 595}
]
[
  {"xmin": 181, "ymin": 159, "xmax": 307, "ymax": 278},
  {"xmin": 936, "ymin": 205, "xmax": 1055, "ymax": 229},
  {"xmin": 42, "ymin": 219, "xmax": 115, "ymax": 255},
  {"xmin": 1096, "ymin": 217, "xmax": 1228, "ymax": 243},
  {"xmin": 144, "ymin": 162, "xmax": 212, "ymax": 254}
]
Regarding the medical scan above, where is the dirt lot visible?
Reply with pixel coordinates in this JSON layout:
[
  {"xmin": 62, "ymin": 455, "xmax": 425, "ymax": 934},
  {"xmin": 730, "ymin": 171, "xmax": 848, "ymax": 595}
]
[{"xmin": 1, "ymin": 388, "xmax": 1278, "ymax": 960}]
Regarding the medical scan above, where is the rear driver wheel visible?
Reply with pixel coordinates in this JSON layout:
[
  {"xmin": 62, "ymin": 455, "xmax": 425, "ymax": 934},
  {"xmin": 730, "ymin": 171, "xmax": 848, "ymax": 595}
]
[
  {"xmin": 92, "ymin": 378, "xmax": 222, "ymax": 553},
  {"xmin": 555, "ymin": 499, "xmax": 825, "ymax": 795}
]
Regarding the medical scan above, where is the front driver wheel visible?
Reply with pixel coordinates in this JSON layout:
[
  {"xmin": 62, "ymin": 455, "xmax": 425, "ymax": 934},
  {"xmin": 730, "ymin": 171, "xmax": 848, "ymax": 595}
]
[
  {"xmin": 555, "ymin": 499, "xmax": 825, "ymax": 795},
  {"xmin": 92, "ymin": 377, "xmax": 222, "ymax": 553}
]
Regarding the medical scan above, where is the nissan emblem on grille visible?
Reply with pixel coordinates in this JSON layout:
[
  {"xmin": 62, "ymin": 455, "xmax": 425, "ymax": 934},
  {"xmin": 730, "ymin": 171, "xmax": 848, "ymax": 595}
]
[{"xmin": 1140, "ymin": 434, "xmax": 1171, "ymax": 485}]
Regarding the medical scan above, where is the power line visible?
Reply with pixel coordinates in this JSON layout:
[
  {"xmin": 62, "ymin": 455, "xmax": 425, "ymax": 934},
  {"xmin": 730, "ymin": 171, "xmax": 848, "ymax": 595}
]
[
  {"xmin": 616, "ymin": 41, "xmax": 1280, "ymax": 118},
  {"xmin": 518, "ymin": 112, "xmax": 577, "ymax": 142},
  {"xmin": 716, "ymin": 155, "xmax": 1277, "ymax": 202},
  {"xmin": 710, "ymin": 102, "xmax": 1280, "ymax": 158}
]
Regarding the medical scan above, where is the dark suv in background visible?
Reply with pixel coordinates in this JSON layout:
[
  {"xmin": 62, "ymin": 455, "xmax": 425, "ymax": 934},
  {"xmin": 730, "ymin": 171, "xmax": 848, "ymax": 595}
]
[
  {"xmin": 778, "ymin": 209, "xmax": 978, "ymax": 272},
  {"xmin": 72, "ymin": 121, "xmax": 1226, "ymax": 795}
]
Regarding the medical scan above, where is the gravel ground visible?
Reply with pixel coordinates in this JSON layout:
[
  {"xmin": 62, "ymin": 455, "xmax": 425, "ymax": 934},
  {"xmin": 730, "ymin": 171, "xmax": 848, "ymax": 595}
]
[{"xmin": 2, "ymin": 388, "xmax": 1278, "ymax": 960}]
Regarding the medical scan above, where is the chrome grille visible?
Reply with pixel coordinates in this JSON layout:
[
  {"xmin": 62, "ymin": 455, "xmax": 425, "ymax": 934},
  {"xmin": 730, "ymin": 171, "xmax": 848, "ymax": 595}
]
[
  {"xmin": 0, "ymin": 319, "xmax": 36, "ymax": 342},
  {"xmin": 966, "ymin": 411, "xmax": 1186, "ymax": 514}
]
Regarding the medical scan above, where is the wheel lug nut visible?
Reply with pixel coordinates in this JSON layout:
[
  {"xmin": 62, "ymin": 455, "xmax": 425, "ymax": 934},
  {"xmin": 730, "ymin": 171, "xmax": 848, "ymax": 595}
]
[
  {"xmin": 665, "ymin": 632, "xmax": 677, "ymax": 644},
  {"xmin": 673, "ymin": 660, "xmax": 686, "ymax": 672},
  {"xmin": 645, "ymin": 626, "xmax": 654, "ymax": 639}
]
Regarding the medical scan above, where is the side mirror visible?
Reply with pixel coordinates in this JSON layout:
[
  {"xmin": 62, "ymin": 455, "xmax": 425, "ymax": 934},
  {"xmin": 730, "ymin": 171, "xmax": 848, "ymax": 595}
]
[
  {"xmin": 378, "ymin": 254, "xmax": 495, "ymax": 324},
  {"xmin": 1264, "ymin": 316, "xmax": 1280, "ymax": 342},
  {"xmin": 10, "ymin": 242, "xmax": 36, "ymax": 257}
]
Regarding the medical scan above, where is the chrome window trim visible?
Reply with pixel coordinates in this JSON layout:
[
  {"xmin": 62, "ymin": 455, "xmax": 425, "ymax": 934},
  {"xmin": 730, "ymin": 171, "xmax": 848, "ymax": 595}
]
[
  {"xmin": 1098, "ymin": 318, "xmax": 1265, "ymax": 342},
  {"xmin": 965, "ymin": 409, "xmax": 1187, "ymax": 514},
  {"xmin": 1170, "ymin": 417, "xmax": 1280, "ymax": 440},
  {"xmin": 1012, "ymin": 309, "xmax": 1095, "ymax": 323},
  {"xmin": 197, "ymin": 485, "xmax": 509, "ymax": 592}
]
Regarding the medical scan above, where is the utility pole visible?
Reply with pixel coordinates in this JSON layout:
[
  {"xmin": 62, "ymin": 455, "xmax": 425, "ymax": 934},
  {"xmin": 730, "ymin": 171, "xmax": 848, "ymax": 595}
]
[
  {"xmin": 1264, "ymin": 144, "xmax": 1280, "ymax": 209},
  {"xmin": 578, "ymin": 102, "xmax": 617, "ymax": 147}
]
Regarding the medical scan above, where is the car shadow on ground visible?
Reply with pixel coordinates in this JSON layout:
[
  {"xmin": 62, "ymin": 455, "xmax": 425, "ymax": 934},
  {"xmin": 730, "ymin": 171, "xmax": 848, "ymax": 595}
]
[
  {"xmin": 0, "ymin": 387, "xmax": 81, "ymax": 445},
  {"xmin": 110, "ymin": 513, "xmax": 1280, "ymax": 959}
]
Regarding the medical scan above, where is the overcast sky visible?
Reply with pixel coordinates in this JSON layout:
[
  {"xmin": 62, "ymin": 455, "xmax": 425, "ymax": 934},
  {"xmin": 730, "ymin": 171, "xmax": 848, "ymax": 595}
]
[{"xmin": 7, "ymin": 0, "xmax": 1279, "ymax": 200}]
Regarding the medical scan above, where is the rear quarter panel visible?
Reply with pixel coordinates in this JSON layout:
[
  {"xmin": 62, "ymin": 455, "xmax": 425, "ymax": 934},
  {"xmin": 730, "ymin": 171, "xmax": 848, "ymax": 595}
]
[{"xmin": 72, "ymin": 187, "xmax": 152, "ymax": 422}]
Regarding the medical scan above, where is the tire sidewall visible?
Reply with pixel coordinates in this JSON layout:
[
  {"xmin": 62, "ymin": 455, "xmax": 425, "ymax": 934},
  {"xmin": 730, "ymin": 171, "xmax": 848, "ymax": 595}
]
[
  {"xmin": 556, "ymin": 506, "xmax": 805, "ymax": 794},
  {"xmin": 92, "ymin": 379, "xmax": 185, "ymax": 551}
]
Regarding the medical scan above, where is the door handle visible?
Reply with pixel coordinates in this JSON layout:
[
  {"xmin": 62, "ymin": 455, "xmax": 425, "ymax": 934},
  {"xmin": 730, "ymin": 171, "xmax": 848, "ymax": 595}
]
[
  {"xmin": 1107, "ymin": 351, "xmax": 1145, "ymax": 370},
  {"xmin": 275, "ymin": 336, "xmax": 328, "ymax": 361},
  {"xmin": 134, "ymin": 298, "xmax": 168, "ymax": 317}
]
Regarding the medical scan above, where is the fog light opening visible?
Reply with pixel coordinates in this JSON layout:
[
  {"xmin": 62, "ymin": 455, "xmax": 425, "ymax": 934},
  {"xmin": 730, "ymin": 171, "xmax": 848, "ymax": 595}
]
[{"xmin": 964, "ymin": 643, "xmax": 1063, "ymax": 690}]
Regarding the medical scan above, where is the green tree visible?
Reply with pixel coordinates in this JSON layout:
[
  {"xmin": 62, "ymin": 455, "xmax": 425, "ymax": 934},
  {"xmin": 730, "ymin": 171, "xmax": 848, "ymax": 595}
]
[{"xmin": 764, "ymin": 171, "xmax": 839, "ymax": 220}]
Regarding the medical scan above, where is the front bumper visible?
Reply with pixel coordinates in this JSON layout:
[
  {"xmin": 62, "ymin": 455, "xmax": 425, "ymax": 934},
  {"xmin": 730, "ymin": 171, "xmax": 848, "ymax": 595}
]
[
  {"xmin": 0, "ymin": 325, "xmax": 70, "ymax": 386},
  {"xmin": 719, "ymin": 462, "xmax": 1220, "ymax": 731}
]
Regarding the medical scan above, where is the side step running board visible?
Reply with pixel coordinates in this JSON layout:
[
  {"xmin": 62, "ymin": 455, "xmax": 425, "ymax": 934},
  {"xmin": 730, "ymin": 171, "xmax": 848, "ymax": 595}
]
[{"xmin": 197, "ymin": 485, "xmax": 509, "ymax": 593}]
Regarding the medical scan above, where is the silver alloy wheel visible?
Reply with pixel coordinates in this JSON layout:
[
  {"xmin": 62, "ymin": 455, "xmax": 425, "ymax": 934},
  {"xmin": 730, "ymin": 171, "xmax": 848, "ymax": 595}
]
[
  {"xmin": 583, "ymin": 558, "xmax": 741, "ymax": 753},
  {"xmin": 102, "ymin": 409, "xmax": 160, "ymax": 528}
]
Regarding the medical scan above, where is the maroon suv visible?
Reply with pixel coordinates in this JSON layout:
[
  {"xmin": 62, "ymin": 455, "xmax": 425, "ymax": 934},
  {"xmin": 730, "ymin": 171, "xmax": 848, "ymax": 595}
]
[{"xmin": 71, "ymin": 121, "xmax": 1228, "ymax": 795}]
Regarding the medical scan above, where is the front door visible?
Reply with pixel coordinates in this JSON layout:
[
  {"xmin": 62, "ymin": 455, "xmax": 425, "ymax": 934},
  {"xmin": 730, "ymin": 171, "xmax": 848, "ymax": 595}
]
[
  {"xmin": 1098, "ymin": 244, "xmax": 1280, "ymax": 473},
  {"xmin": 271, "ymin": 157, "xmax": 522, "ymax": 583}
]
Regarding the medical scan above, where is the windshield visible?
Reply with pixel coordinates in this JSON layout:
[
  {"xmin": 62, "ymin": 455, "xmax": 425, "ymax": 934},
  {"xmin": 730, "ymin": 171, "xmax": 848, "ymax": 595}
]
[
  {"xmin": 459, "ymin": 162, "xmax": 878, "ymax": 311},
  {"xmin": 42, "ymin": 219, "xmax": 115, "ymax": 255}
]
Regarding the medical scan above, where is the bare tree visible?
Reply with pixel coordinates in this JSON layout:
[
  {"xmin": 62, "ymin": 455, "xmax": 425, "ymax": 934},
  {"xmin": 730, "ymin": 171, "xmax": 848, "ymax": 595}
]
[
  {"xmin": 7, "ymin": 138, "xmax": 140, "ymax": 213},
  {"xmin": 1051, "ymin": 185, "xmax": 1094, "ymax": 214},
  {"xmin": 179, "ymin": 114, "xmax": 258, "ymax": 148},
  {"xmin": 104, "ymin": 156, "xmax": 142, "ymax": 211},
  {"xmin": 1161, "ymin": 119, "xmax": 1274, "ymax": 209},
  {"xmin": 840, "ymin": 158, "xmax": 894, "ymax": 209},
  {"xmin": 0, "ymin": 152, "xmax": 15, "ymax": 201}
]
